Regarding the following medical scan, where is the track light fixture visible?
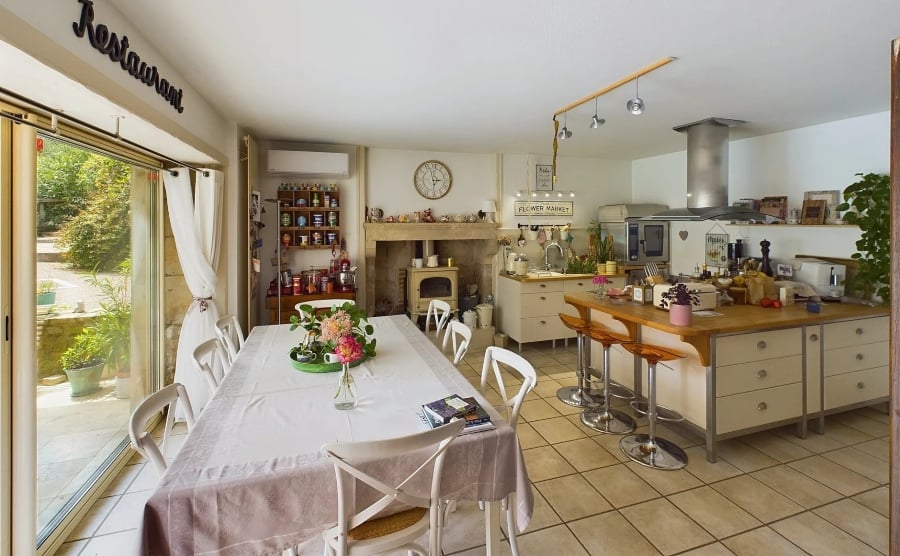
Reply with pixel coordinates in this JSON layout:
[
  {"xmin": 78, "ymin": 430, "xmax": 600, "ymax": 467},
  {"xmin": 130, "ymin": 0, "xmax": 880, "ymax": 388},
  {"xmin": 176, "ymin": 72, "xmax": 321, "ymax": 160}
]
[
  {"xmin": 626, "ymin": 77, "xmax": 645, "ymax": 115},
  {"xmin": 590, "ymin": 97, "xmax": 605, "ymax": 129}
]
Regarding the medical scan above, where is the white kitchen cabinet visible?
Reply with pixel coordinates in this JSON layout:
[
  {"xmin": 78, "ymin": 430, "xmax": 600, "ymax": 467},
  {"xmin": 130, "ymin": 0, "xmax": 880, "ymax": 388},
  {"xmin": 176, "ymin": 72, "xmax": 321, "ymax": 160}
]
[
  {"xmin": 713, "ymin": 328, "xmax": 804, "ymax": 436},
  {"xmin": 820, "ymin": 316, "xmax": 889, "ymax": 415},
  {"xmin": 496, "ymin": 275, "xmax": 624, "ymax": 350}
]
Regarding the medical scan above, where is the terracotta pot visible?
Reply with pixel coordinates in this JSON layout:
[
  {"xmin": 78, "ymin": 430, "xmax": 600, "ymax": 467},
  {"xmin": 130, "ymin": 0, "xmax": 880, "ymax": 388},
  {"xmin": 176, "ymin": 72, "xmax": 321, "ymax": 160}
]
[{"xmin": 669, "ymin": 303, "xmax": 692, "ymax": 326}]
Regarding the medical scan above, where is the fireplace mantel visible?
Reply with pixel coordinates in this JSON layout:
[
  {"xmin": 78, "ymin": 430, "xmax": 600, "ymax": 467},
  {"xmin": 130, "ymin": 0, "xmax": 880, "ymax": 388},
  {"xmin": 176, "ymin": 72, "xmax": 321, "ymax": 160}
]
[{"xmin": 363, "ymin": 222, "xmax": 500, "ymax": 316}]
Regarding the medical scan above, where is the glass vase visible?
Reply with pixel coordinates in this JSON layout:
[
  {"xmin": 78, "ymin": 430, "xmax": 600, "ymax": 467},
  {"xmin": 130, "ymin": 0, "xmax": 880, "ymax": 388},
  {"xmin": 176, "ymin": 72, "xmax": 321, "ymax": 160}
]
[{"xmin": 334, "ymin": 363, "xmax": 357, "ymax": 410}]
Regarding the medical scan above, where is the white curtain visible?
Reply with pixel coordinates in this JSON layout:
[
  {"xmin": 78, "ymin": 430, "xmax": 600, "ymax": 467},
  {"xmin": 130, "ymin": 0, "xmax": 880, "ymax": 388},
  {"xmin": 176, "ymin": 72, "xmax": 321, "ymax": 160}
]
[{"xmin": 163, "ymin": 168, "xmax": 223, "ymax": 415}]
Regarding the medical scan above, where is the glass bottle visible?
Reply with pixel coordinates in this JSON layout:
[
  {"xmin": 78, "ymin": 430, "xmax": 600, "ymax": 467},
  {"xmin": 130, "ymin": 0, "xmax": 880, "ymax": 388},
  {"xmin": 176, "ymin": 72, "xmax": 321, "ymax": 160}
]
[
  {"xmin": 280, "ymin": 212, "xmax": 291, "ymax": 227},
  {"xmin": 312, "ymin": 192, "xmax": 320, "ymax": 207},
  {"xmin": 334, "ymin": 363, "xmax": 357, "ymax": 410}
]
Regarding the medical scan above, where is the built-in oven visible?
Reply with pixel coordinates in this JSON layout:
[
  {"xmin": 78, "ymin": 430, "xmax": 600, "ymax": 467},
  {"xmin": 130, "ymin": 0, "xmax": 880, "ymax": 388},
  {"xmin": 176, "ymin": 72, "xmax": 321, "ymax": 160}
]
[{"xmin": 626, "ymin": 219, "xmax": 669, "ymax": 265}]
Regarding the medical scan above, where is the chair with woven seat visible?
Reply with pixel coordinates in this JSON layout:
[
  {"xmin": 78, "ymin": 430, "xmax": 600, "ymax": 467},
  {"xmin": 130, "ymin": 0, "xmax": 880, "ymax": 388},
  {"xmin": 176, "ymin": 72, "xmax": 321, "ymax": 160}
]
[
  {"xmin": 581, "ymin": 327, "xmax": 637, "ymax": 434},
  {"xmin": 215, "ymin": 313, "xmax": 246, "ymax": 364},
  {"xmin": 129, "ymin": 382, "xmax": 196, "ymax": 474},
  {"xmin": 479, "ymin": 346, "xmax": 537, "ymax": 555},
  {"xmin": 619, "ymin": 342, "xmax": 688, "ymax": 470},
  {"xmin": 556, "ymin": 313, "xmax": 595, "ymax": 407},
  {"xmin": 192, "ymin": 337, "xmax": 231, "ymax": 397},
  {"xmin": 321, "ymin": 419, "xmax": 465, "ymax": 556},
  {"xmin": 441, "ymin": 319, "xmax": 472, "ymax": 365}
]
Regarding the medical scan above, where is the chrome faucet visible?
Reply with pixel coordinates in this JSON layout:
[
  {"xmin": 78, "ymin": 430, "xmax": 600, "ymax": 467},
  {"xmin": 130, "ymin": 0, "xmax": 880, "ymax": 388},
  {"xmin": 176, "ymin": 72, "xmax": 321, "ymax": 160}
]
[{"xmin": 544, "ymin": 241, "xmax": 564, "ymax": 271}]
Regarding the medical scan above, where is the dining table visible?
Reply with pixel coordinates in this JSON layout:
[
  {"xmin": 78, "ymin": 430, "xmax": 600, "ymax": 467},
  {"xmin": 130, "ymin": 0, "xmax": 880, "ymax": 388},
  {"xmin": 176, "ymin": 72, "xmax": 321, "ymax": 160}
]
[{"xmin": 139, "ymin": 315, "xmax": 533, "ymax": 555}]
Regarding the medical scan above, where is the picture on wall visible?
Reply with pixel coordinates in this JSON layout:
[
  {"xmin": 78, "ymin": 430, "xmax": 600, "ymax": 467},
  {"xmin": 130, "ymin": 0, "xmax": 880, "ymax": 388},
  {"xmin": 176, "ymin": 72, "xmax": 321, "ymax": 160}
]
[{"xmin": 536, "ymin": 164, "xmax": 553, "ymax": 191}]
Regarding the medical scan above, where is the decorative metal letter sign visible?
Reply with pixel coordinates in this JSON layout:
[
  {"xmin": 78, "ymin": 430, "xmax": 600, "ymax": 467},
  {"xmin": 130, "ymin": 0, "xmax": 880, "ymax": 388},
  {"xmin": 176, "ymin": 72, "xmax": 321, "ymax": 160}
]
[{"xmin": 514, "ymin": 201, "xmax": 574, "ymax": 216}]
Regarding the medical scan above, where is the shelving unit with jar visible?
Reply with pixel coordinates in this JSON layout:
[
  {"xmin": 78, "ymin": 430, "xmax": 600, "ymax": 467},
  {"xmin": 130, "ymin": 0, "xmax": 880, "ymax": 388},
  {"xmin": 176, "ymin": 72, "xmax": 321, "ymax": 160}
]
[{"xmin": 276, "ymin": 183, "xmax": 343, "ymax": 249}]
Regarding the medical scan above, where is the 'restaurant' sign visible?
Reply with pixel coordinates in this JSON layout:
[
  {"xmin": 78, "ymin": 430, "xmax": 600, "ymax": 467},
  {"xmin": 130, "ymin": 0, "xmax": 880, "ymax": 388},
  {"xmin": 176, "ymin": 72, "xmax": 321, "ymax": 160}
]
[
  {"xmin": 72, "ymin": 0, "xmax": 185, "ymax": 113},
  {"xmin": 514, "ymin": 201, "xmax": 573, "ymax": 216}
]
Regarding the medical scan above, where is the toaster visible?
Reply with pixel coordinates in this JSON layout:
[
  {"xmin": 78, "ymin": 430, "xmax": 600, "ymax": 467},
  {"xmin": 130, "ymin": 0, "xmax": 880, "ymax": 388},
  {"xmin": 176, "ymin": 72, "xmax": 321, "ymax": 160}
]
[{"xmin": 652, "ymin": 283, "xmax": 717, "ymax": 311}]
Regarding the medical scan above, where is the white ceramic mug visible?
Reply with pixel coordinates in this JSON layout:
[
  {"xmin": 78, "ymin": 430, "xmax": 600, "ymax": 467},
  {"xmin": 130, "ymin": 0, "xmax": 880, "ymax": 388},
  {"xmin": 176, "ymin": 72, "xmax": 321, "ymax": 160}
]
[
  {"xmin": 427, "ymin": 254, "xmax": 439, "ymax": 267},
  {"xmin": 324, "ymin": 353, "xmax": 341, "ymax": 364},
  {"xmin": 413, "ymin": 258, "xmax": 424, "ymax": 268}
]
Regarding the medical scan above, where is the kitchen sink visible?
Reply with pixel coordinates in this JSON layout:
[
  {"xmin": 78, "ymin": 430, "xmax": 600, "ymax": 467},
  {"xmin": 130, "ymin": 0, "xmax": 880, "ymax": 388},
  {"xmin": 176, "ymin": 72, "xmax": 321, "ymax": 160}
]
[{"xmin": 527, "ymin": 270, "xmax": 593, "ymax": 278}]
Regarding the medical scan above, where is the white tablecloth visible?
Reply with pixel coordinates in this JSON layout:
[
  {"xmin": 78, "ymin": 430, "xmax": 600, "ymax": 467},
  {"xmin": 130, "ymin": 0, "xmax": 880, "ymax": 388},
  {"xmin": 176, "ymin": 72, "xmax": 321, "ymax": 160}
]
[{"xmin": 140, "ymin": 316, "xmax": 532, "ymax": 555}]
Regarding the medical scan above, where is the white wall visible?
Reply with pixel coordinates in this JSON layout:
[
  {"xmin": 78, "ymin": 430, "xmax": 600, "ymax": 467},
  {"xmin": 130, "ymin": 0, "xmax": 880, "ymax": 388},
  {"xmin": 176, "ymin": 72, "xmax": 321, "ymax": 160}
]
[{"xmin": 633, "ymin": 112, "xmax": 890, "ymax": 275}]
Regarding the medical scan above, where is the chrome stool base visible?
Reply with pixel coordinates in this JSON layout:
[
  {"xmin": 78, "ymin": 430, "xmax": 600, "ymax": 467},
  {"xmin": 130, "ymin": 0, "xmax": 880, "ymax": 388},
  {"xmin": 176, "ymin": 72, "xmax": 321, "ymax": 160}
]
[
  {"xmin": 620, "ymin": 434, "xmax": 688, "ymax": 470},
  {"xmin": 557, "ymin": 385, "xmax": 596, "ymax": 407},
  {"xmin": 581, "ymin": 407, "xmax": 636, "ymax": 434},
  {"xmin": 589, "ymin": 382, "xmax": 634, "ymax": 401},
  {"xmin": 630, "ymin": 400, "xmax": 684, "ymax": 422}
]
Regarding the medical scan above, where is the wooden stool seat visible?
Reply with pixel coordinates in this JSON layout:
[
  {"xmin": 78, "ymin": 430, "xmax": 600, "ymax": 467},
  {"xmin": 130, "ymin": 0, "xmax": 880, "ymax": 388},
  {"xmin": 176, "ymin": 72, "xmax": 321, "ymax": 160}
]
[
  {"xmin": 558, "ymin": 313, "xmax": 590, "ymax": 333},
  {"xmin": 583, "ymin": 327, "xmax": 631, "ymax": 347},
  {"xmin": 620, "ymin": 341, "xmax": 688, "ymax": 470}
]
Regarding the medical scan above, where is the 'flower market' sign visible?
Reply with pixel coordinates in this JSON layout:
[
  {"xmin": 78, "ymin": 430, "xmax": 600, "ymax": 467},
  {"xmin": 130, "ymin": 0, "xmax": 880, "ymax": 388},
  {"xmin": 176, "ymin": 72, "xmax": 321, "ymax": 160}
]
[{"xmin": 514, "ymin": 201, "xmax": 573, "ymax": 216}]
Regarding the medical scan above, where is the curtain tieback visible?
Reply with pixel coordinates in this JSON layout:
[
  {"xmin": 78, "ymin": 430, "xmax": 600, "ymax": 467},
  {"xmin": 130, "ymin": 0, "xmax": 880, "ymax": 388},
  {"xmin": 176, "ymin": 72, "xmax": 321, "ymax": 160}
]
[{"xmin": 194, "ymin": 296, "xmax": 213, "ymax": 312}]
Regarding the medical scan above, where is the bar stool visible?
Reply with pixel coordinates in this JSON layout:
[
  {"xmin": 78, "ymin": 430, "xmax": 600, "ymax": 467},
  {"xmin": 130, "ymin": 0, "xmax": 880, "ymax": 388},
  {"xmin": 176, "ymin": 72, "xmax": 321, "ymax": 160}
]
[
  {"xmin": 619, "ymin": 343, "xmax": 687, "ymax": 470},
  {"xmin": 580, "ymin": 328, "xmax": 636, "ymax": 434},
  {"xmin": 555, "ymin": 313, "xmax": 595, "ymax": 407}
]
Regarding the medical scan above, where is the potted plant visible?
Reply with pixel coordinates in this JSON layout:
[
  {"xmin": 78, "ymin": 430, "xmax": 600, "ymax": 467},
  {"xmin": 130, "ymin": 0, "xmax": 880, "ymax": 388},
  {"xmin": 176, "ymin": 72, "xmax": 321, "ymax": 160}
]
[
  {"xmin": 836, "ymin": 172, "xmax": 890, "ymax": 304},
  {"xmin": 658, "ymin": 283, "xmax": 700, "ymax": 326},
  {"xmin": 288, "ymin": 301, "xmax": 376, "ymax": 372},
  {"xmin": 37, "ymin": 279, "xmax": 56, "ymax": 306},
  {"xmin": 88, "ymin": 261, "xmax": 132, "ymax": 398},
  {"xmin": 59, "ymin": 329, "xmax": 104, "ymax": 397}
]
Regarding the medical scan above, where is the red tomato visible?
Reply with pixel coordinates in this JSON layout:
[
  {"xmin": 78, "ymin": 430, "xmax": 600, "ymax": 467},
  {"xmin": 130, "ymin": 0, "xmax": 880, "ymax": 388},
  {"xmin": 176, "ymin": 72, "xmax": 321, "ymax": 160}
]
[
  {"xmin": 773, "ymin": 300, "xmax": 782, "ymax": 308},
  {"xmin": 760, "ymin": 298, "xmax": 773, "ymax": 308}
]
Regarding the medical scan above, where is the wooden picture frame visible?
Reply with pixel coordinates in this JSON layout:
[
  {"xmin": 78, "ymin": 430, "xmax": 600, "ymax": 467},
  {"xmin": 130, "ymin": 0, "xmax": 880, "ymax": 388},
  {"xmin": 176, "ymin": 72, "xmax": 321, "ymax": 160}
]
[
  {"xmin": 801, "ymin": 199, "xmax": 827, "ymax": 224},
  {"xmin": 759, "ymin": 196, "xmax": 788, "ymax": 220},
  {"xmin": 803, "ymin": 189, "xmax": 841, "ymax": 223},
  {"xmin": 536, "ymin": 164, "xmax": 553, "ymax": 191}
]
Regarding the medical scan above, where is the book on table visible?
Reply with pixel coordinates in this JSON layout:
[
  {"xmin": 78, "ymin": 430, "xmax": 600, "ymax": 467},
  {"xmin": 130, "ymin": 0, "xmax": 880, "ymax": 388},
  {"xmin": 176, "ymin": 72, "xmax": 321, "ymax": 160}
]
[
  {"xmin": 422, "ymin": 394, "xmax": 477, "ymax": 425},
  {"xmin": 420, "ymin": 396, "xmax": 495, "ymax": 434}
]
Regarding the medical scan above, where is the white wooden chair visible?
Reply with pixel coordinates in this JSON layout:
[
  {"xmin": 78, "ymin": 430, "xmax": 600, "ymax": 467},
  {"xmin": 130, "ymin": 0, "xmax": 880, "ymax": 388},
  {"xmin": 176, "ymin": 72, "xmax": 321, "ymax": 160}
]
[
  {"xmin": 478, "ymin": 346, "xmax": 538, "ymax": 555},
  {"xmin": 441, "ymin": 319, "xmax": 472, "ymax": 365},
  {"xmin": 321, "ymin": 420, "xmax": 465, "ymax": 556},
  {"xmin": 424, "ymin": 299, "xmax": 452, "ymax": 338},
  {"xmin": 294, "ymin": 299, "xmax": 356, "ymax": 319},
  {"xmin": 129, "ymin": 383, "xmax": 196, "ymax": 474},
  {"xmin": 192, "ymin": 338, "xmax": 231, "ymax": 397},
  {"xmin": 214, "ymin": 313, "xmax": 245, "ymax": 364}
]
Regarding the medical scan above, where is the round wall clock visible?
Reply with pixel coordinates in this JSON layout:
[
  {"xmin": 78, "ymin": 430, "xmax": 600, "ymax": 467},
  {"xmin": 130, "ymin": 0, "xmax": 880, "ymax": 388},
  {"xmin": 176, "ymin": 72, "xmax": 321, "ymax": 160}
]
[{"xmin": 413, "ymin": 160, "xmax": 452, "ymax": 199}]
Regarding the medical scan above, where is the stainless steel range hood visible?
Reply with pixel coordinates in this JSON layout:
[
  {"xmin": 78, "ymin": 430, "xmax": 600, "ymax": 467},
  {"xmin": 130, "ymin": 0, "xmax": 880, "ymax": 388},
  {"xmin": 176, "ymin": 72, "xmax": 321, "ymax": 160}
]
[{"xmin": 648, "ymin": 118, "xmax": 780, "ymax": 222}]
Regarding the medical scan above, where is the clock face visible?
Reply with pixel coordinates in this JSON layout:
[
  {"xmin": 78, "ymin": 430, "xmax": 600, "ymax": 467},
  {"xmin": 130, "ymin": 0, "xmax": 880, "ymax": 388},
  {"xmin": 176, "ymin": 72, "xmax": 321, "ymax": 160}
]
[{"xmin": 414, "ymin": 160, "xmax": 452, "ymax": 199}]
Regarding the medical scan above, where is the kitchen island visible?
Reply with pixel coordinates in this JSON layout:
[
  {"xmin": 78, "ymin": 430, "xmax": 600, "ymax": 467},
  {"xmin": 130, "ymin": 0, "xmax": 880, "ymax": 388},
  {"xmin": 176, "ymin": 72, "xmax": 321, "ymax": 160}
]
[{"xmin": 564, "ymin": 291, "xmax": 889, "ymax": 461}]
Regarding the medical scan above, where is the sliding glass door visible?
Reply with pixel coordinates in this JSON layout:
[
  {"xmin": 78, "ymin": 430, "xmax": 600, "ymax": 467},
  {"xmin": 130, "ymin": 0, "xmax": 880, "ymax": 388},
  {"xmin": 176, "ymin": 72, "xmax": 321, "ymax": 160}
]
[{"xmin": 0, "ymin": 118, "xmax": 163, "ymax": 553}]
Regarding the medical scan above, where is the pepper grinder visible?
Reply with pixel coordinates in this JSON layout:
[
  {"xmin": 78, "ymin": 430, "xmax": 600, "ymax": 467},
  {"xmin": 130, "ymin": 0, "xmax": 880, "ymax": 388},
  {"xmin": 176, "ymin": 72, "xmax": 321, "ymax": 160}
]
[{"xmin": 760, "ymin": 238, "xmax": 773, "ymax": 276}]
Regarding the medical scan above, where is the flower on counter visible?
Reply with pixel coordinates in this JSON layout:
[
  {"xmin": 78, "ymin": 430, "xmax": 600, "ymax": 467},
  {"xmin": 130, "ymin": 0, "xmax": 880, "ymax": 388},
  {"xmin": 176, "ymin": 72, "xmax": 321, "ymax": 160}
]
[
  {"xmin": 593, "ymin": 275, "xmax": 610, "ymax": 285},
  {"xmin": 289, "ymin": 302, "xmax": 376, "ymax": 365},
  {"xmin": 658, "ymin": 283, "xmax": 701, "ymax": 308}
]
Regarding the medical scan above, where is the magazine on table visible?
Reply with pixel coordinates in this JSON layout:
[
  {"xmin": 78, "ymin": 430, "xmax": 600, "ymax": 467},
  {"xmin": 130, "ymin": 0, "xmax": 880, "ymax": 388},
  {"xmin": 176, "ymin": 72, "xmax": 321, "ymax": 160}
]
[
  {"xmin": 422, "ymin": 394, "xmax": 477, "ymax": 425},
  {"xmin": 419, "ymin": 396, "xmax": 495, "ymax": 435}
]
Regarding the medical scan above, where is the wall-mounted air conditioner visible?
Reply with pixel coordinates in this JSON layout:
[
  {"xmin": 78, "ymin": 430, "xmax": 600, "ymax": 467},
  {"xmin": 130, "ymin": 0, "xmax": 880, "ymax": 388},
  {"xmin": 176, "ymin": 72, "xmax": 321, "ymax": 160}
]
[{"xmin": 266, "ymin": 150, "xmax": 350, "ymax": 177}]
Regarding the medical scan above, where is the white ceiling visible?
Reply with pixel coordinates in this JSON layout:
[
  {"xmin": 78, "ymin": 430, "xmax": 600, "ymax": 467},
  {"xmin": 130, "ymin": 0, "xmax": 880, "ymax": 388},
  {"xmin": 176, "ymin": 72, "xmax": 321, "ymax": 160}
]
[{"xmin": 13, "ymin": 1, "xmax": 900, "ymax": 162}]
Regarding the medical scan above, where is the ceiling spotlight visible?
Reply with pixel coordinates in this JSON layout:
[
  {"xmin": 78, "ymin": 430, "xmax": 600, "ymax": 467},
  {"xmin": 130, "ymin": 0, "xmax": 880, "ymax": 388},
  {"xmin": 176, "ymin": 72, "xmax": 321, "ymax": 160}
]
[
  {"xmin": 569, "ymin": 191, "xmax": 576, "ymax": 198},
  {"xmin": 557, "ymin": 112, "xmax": 573, "ymax": 140},
  {"xmin": 557, "ymin": 191, "xmax": 564, "ymax": 198},
  {"xmin": 590, "ymin": 97, "xmax": 605, "ymax": 128},
  {"xmin": 516, "ymin": 190, "xmax": 524, "ymax": 198},
  {"xmin": 626, "ymin": 77, "xmax": 644, "ymax": 115}
]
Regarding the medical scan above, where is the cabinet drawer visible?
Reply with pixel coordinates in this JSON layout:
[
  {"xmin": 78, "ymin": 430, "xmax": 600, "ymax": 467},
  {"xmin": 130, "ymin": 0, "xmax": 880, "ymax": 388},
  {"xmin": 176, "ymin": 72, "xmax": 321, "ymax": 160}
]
[
  {"xmin": 521, "ymin": 316, "xmax": 573, "ymax": 343},
  {"xmin": 823, "ymin": 341, "xmax": 888, "ymax": 377},
  {"xmin": 824, "ymin": 366, "xmax": 889, "ymax": 410},
  {"xmin": 563, "ymin": 278, "xmax": 595, "ymax": 294},
  {"xmin": 715, "ymin": 329, "xmax": 802, "ymax": 367},
  {"xmin": 716, "ymin": 383, "xmax": 802, "ymax": 435},
  {"xmin": 521, "ymin": 291, "xmax": 565, "ymax": 318},
  {"xmin": 716, "ymin": 355, "xmax": 802, "ymax": 397},
  {"xmin": 823, "ymin": 317, "xmax": 888, "ymax": 349},
  {"xmin": 520, "ymin": 280, "xmax": 563, "ymax": 295}
]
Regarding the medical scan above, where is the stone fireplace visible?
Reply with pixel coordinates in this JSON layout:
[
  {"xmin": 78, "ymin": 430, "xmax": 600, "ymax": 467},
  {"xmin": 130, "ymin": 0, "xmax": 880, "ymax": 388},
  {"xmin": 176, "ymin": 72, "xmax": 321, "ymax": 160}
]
[{"xmin": 363, "ymin": 223, "xmax": 499, "ymax": 318}]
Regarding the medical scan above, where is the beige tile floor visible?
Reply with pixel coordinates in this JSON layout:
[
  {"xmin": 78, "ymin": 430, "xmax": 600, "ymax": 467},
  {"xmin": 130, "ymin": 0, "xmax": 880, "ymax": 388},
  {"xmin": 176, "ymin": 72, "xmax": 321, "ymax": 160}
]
[{"xmin": 56, "ymin": 340, "xmax": 891, "ymax": 555}]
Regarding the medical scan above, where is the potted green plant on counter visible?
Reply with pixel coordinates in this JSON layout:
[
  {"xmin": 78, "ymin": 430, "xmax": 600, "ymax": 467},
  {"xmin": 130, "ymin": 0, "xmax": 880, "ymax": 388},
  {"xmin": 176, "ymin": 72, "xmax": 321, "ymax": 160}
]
[
  {"xmin": 836, "ymin": 172, "xmax": 890, "ymax": 304},
  {"xmin": 658, "ymin": 283, "xmax": 700, "ymax": 326},
  {"xmin": 59, "ymin": 329, "xmax": 104, "ymax": 397}
]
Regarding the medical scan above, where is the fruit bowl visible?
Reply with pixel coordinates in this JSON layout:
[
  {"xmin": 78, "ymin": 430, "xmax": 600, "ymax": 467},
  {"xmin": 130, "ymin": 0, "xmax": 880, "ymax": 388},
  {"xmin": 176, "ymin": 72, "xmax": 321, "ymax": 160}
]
[{"xmin": 716, "ymin": 277, "xmax": 733, "ymax": 287}]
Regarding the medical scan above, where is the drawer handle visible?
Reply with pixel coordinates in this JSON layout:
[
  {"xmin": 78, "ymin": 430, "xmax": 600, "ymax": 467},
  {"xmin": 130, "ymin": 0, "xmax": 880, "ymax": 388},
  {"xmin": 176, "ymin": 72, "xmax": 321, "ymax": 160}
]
[
  {"xmin": 855, "ymin": 353, "xmax": 864, "ymax": 361},
  {"xmin": 809, "ymin": 333, "xmax": 819, "ymax": 342},
  {"xmin": 539, "ymin": 320, "xmax": 546, "ymax": 325},
  {"xmin": 857, "ymin": 381, "xmax": 865, "ymax": 390},
  {"xmin": 856, "ymin": 327, "xmax": 863, "ymax": 335},
  {"xmin": 757, "ymin": 340, "xmax": 767, "ymax": 350},
  {"xmin": 540, "ymin": 284, "xmax": 547, "ymax": 288},
  {"xmin": 757, "ymin": 402, "xmax": 768, "ymax": 411},
  {"xmin": 577, "ymin": 282, "xmax": 584, "ymax": 287},
  {"xmin": 757, "ymin": 369, "xmax": 768, "ymax": 379},
  {"xmin": 540, "ymin": 296, "xmax": 546, "ymax": 301}
]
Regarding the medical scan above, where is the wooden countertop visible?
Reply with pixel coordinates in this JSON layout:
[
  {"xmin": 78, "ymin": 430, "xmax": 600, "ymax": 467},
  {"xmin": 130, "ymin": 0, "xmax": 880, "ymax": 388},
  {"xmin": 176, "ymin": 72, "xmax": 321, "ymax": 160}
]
[
  {"xmin": 564, "ymin": 291, "xmax": 888, "ymax": 366},
  {"xmin": 499, "ymin": 273, "xmax": 623, "ymax": 283}
]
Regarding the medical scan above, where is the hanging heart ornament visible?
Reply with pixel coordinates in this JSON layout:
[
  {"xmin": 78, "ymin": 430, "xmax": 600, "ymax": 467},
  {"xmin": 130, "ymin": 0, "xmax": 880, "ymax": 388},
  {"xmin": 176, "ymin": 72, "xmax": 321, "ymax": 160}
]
[{"xmin": 678, "ymin": 229, "xmax": 689, "ymax": 241}]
